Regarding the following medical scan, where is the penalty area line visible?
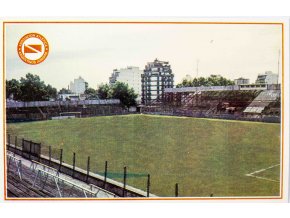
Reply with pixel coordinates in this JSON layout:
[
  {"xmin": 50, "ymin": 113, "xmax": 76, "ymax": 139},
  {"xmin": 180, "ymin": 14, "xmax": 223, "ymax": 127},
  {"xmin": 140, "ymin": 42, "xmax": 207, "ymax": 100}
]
[
  {"xmin": 245, "ymin": 174, "xmax": 280, "ymax": 183},
  {"xmin": 247, "ymin": 164, "xmax": 280, "ymax": 176},
  {"xmin": 245, "ymin": 163, "xmax": 280, "ymax": 183}
]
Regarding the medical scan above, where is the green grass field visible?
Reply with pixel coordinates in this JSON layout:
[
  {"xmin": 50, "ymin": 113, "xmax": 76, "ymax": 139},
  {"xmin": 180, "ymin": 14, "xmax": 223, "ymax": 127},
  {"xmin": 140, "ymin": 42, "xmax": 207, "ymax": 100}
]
[{"xmin": 7, "ymin": 114, "xmax": 281, "ymax": 197}]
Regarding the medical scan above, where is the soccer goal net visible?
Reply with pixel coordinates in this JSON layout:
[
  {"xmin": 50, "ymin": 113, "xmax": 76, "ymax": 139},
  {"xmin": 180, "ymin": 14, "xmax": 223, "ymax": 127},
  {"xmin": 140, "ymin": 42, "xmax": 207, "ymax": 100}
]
[{"xmin": 59, "ymin": 112, "xmax": 82, "ymax": 118}]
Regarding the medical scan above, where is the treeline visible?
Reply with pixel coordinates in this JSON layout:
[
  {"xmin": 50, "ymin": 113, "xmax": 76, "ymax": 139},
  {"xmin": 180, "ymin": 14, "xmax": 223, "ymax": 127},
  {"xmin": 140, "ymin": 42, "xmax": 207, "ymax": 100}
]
[
  {"xmin": 96, "ymin": 82, "xmax": 137, "ymax": 108},
  {"xmin": 6, "ymin": 73, "xmax": 57, "ymax": 101},
  {"xmin": 59, "ymin": 82, "xmax": 138, "ymax": 108},
  {"xmin": 176, "ymin": 75, "xmax": 234, "ymax": 88},
  {"xmin": 6, "ymin": 73, "xmax": 137, "ymax": 108}
]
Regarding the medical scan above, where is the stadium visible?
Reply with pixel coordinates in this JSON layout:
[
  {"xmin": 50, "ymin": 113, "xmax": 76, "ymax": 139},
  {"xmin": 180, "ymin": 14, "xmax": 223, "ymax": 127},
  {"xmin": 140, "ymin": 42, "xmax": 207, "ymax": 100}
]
[{"xmin": 5, "ymin": 83, "xmax": 281, "ymax": 198}]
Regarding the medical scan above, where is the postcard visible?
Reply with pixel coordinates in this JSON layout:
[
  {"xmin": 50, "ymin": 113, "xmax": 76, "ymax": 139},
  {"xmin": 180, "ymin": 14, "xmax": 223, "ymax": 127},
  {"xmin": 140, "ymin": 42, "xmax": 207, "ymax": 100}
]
[{"xmin": 0, "ymin": 17, "xmax": 289, "ymax": 202}]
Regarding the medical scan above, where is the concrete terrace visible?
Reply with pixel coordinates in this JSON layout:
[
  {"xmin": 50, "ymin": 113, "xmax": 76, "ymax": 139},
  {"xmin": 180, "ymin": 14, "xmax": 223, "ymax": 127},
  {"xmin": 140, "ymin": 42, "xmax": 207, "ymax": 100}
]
[{"xmin": 6, "ymin": 151, "xmax": 117, "ymax": 198}]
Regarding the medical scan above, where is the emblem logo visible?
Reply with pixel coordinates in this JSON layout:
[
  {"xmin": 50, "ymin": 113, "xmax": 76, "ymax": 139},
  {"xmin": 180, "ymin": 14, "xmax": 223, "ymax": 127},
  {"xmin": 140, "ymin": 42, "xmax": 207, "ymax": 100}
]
[{"xmin": 17, "ymin": 33, "xmax": 49, "ymax": 65}]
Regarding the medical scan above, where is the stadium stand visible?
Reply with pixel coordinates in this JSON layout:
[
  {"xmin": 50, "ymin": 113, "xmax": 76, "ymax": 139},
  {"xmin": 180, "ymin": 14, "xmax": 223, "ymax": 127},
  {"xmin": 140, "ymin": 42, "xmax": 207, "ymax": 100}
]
[
  {"xmin": 7, "ymin": 152, "xmax": 117, "ymax": 198},
  {"xmin": 141, "ymin": 85, "xmax": 281, "ymax": 122},
  {"xmin": 244, "ymin": 90, "xmax": 280, "ymax": 114},
  {"xmin": 6, "ymin": 136, "xmax": 155, "ymax": 198},
  {"xmin": 6, "ymin": 99, "xmax": 126, "ymax": 122}
]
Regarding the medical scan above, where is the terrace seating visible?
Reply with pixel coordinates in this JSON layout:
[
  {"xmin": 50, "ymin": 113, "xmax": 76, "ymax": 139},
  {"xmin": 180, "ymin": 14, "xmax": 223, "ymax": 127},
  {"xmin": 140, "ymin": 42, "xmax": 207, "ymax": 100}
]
[
  {"xmin": 7, "ymin": 152, "xmax": 118, "ymax": 198},
  {"xmin": 244, "ymin": 90, "xmax": 280, "ymax": 114},
  {"xmin": 32, "ymin": 169, "xmax": 98, "ymax": 198},
  {"xmin": 7, "ymin": 154, "xmax": 22, "ymax": 180},
  {"xmin": 6, "ymin": 104, "xmax": 125, "ymax": 122}
]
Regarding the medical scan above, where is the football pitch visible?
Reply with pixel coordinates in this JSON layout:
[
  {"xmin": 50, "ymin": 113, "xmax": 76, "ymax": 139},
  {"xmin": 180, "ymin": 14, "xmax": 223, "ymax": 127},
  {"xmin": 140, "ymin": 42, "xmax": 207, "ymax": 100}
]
[{"xmin": 7, "ymin": 114, "xmax": 281, "ymax": 197}]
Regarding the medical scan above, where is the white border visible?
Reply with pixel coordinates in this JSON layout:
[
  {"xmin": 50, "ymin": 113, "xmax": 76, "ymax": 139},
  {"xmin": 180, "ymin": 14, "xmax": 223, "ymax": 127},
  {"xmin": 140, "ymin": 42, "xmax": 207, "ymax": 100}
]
[{"xmin": 0, "ymin": 17, "xmax": 289, "ymax": 203}]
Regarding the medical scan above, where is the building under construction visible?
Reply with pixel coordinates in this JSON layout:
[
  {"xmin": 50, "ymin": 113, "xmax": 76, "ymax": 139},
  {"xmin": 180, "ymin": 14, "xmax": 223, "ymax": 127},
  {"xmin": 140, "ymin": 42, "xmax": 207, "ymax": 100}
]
[{"xmin": 141, "ymin": 59, "xmax": 174, "ymax": 105}]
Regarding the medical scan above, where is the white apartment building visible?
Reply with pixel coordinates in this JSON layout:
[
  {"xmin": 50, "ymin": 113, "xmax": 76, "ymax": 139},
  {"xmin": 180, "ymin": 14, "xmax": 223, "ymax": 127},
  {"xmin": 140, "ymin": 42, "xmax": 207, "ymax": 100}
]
[
  {"xmin": 255, "ymin": 71, "xmax": 278, "ymax": 84},
  {"xmin": 70, "ymin": 76, "xmax": 86, "ymax": 94},
  {"xmin": 109, "ymin": 66, "xmax": 142, "ymax": 100}
]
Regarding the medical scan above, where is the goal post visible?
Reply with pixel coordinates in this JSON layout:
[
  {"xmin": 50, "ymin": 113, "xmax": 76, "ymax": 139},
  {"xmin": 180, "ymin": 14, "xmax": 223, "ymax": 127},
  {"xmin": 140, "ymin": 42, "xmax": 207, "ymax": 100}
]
[{"xmin": 59, "ymin": 112, "xmax": 82, "ymax": 118}]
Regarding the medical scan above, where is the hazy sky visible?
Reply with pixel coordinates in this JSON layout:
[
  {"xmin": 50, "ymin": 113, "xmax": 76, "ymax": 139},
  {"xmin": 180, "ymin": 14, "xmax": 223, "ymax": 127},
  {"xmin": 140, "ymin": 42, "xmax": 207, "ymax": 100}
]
[{"xmin": 5, "ymin": 23, "xmax": 282, "ymax": 90}]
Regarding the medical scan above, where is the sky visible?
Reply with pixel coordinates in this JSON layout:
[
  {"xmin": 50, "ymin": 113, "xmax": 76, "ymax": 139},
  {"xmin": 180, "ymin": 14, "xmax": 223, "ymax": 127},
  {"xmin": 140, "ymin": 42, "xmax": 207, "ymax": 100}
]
[{"xmin": 5, "ymin": 23, "xmax": 282, "ymax": 90}]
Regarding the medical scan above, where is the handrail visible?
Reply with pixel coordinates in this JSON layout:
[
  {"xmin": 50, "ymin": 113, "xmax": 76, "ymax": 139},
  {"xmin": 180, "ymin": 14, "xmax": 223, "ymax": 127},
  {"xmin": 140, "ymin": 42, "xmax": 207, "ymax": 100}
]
[
  {"xmin": 90, "ymin": 183, "xmax": 117, "ymax": 198},
  {"xmin": 7, "ymin": 153, "xmax": 22, "ymax": 180},
  {"xmin": 7, "ymin": 150, "xmax": 15, "ymax": 157},
  {"xmin": 34, "ymin": 169, "xmax": 97, "ymax": 197},
  {"xmin": 30, "ymin": 160, "xmax": 59, "ymax": 176}
]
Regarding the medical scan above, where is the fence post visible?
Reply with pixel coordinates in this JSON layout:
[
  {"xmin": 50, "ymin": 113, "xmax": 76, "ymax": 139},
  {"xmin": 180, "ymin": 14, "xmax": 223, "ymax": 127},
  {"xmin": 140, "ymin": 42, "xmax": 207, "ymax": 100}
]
[
  {"xmin": 29, "ymin": 140, "xmax": 32, "ymax": 159},
  {"xmin": 175, "ymin": 183, "xmax": 179, "ymax": 197},
  {"xmin": 38, "ymin": 143, "xmax": 41, "ymax": 162},
  {"xmin": 48, "ymin": 146, "xmax": 52, "ymax": 166},
  {"xmin": 86, "ymin": 156, "xmax": 90, "ymax": 182},
  {"xmin": 15, "ymin": 136, "xmax": 17, "ymax": 147},
  {"xmin": 59, "ymin": 149, "xmax": 63, "ymax": 172},
  {"xmin": 103, "ymin": 161, "xmax": 108, "ymax": 188},
  {"xmin": 123, "ymin": 166, "xmax": 127, "ymax": 197},
  {"xmin": 21, "ymin": 138, "xmax": 24, "ymax": 157},
  {"xmin": 7, "ymin": 134, "xmax": 11, "ymax": 146},
  {"xmin": 147, "ymin": 174, "xmax": 150, "ymax": 197},
  {"xmin": 72, "ymin": 152, "xmax": 76, "ymax": 178}
]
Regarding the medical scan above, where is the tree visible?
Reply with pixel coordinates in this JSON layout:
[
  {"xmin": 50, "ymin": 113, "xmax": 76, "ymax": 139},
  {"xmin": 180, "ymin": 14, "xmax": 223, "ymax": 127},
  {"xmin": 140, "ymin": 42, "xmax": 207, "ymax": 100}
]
[
  {"xmin": 6, "ymin": 79, "xmax": 21, "ymax": 99},
  {"xmin": 6, "ymin": 73, "xmax": 57, "ymax": 101},
  {"xmin": 85, "ymin": 82, "xmax": 89, "ymax": 91},
  {"xmin": 111, "ymin": 82, "xmax": 137, "ymax": 108},
  {"xmin": 97, "ymin": 84, "xmax": 111, "ymax": 99},
  {"xmin": 96, "ymin": 82, "xmax": 137, "ymax": 108},
  {"xmin": 84, "ymin": 87, "xmax": 98, "ymax": 98},
  {"xmin": 176, "ymin": 75, "xmax": 234, "ymax": 88},
  {"xmin": 45, "ymin": 84, "xmax": 57, "ymax": 100},
  {"xmin": 59, "ymin": 88, "xmax": 72, "ymax": 94}
]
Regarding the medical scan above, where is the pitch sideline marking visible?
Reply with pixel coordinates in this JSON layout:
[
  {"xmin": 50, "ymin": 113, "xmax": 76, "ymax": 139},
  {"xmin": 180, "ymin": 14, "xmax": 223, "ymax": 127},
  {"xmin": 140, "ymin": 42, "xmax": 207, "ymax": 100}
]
[{"xmin": 245, "ymin": 164, "xmax": 280, "ymax": 183}]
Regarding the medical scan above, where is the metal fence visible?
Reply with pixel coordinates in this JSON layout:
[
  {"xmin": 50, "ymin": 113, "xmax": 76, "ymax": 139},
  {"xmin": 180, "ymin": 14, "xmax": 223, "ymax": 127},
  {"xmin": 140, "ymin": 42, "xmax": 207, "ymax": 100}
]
[
  {"xmin": 22, "ymin": 139, "xmax": 41, "ymax": 160},
  {"xmin": 6, "ymin": 134, "xmax": 152, "ymax": 198}
]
